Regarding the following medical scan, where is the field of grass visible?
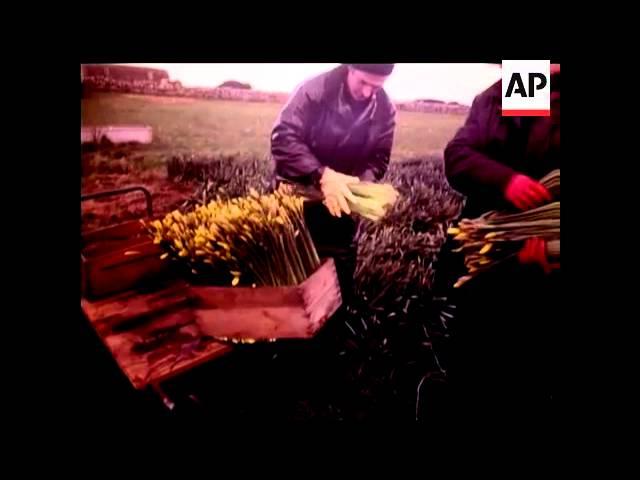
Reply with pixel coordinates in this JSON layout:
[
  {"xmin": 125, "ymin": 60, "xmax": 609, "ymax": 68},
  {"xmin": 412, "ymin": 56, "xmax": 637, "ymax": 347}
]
[{"xmin": 81, "ymin": 92, "xmax": 465, "ymax": 167}]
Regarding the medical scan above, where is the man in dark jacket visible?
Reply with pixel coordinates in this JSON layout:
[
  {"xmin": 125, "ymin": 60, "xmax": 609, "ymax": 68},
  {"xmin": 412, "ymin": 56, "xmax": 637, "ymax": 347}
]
[
  {"xmin": 271, "ymin": 64, "xmax": 396, "ymax": 302},
  {"xmin": 438, "ymin": 67, "xmax": 560, "ymax": 420},
  {"xmin": 445, "ymin": 68, "xmax": 560, "ymax": 218}
]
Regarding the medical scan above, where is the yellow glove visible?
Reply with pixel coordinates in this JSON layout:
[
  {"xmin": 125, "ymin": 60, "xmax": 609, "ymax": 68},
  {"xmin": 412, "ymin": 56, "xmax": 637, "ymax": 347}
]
[{"xmin": 320, "ymin": 167, "xmax": 360, "ymax": 217}]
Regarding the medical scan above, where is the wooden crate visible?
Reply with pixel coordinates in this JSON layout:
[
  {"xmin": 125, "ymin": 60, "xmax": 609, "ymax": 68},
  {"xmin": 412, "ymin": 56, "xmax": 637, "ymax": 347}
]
[
  {"xmin": 81, "ymin": 219, "xmax": 171, "ymax": 300},
  {"xmin": 191, "ymin": 258, "xmax": 342, "ymax": 341},
  {"xmin": 80, "ymin": 257, "xmax": 342, "ymax": 389},
  {"xmin": 81, "ymin": 280, "xmax": 231, "ymax": 390}
]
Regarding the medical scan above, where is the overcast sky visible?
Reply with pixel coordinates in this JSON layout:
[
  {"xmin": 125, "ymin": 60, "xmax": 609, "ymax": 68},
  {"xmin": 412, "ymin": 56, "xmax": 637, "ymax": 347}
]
[{"xmin": 121, "ymin": 63, "xmax": 501, "ymax": 105}]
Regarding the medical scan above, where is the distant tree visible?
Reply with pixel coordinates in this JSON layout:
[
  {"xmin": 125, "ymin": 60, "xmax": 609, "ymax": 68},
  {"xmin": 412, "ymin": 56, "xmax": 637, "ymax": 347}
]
[{"xmin": 218, "ymin": 80, "xmax": 252, "ymax": 90}]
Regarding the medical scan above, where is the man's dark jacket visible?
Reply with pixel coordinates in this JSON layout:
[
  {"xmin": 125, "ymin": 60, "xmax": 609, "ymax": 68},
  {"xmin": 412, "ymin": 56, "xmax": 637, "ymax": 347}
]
[{"xmin": 444, "ymin": 73, "xmax": 560, "ymax": 217}]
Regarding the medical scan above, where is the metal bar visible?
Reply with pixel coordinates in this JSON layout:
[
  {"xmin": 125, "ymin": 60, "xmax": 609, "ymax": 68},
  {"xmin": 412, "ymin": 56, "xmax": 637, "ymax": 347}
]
[{"xmin": 81, "ymin": 186, "xmax": 153, "ymax": 217}]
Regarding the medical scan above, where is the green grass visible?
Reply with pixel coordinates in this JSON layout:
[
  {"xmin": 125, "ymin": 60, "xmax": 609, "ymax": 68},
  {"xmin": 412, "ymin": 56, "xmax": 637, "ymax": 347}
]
[{"xmin": 81, "ymin": 92, "xmax": 465, "ymax": 168}]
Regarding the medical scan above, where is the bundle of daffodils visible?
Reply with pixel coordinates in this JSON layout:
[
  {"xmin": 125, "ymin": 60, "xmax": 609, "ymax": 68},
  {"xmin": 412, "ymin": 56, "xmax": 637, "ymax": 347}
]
[
  {"xmin": 448, "ymin": 169, "xmax": 560, "ymax": 288},
  {"xmin": 281, "ymin": 180, "xmax": 400, "ymax": 222},
  {"xmin": 145, "ymin": 185, "xmax": 321, "ymax": 287},
  {"xmin": 346, "ymin": 182, "xmax": 400, "ymax": 221}
]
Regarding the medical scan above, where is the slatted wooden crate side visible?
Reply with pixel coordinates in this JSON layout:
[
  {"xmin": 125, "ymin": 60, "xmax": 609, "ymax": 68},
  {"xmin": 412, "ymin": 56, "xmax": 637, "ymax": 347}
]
[
  {"xmin": 81, "ymin": 280, "xmax": 194, "ymax": 335},
  {"xmin": 81, "ymin": 259, "xmax": 342, "ymax": 390},
  {"xmin": 103, "ymin": 313, "xmax": 231, "ymax": 389},
  {"xmin": 82, "ymin": 242, "xmax": 168, "ymax": 299},
  {"xmin": 82, "ymin": 218, "xmax": 150, "ymax": 246},
  {"xmin": 81, "ymin": 218, "xmax": 171, "ymax": 300},
  {"xmin": 82, "ymin": 282, "xmax": 231, "ymax": 389},
  {"xmin": 192, "ymin": 258, "xmax": 342, "ymax": 341}
]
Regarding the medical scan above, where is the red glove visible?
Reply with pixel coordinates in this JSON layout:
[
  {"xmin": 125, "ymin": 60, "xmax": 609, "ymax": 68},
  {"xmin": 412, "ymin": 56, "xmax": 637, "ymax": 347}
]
[
  {"xmin": 518, "ymin": 238, "xmax": 559, "ymax": 274},
  {"xmin": 505, "ymin": 174, "xmax": 552, "ymax": 211}
]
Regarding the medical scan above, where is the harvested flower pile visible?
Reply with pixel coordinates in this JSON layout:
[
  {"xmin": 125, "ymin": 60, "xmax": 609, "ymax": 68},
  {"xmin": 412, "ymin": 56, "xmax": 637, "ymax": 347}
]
[
  {"xmin": 448, "ymin": 169, "xmax": 560, "ymax": 288},
  {"xmin": 146, "ymin": 185, "xmax": 320, "ymax": 287}
]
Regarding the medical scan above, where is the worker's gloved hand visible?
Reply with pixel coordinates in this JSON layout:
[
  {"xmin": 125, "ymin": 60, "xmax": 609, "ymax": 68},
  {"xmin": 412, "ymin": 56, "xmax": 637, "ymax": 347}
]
[
  {"xmin": 518, "ymin": 237, "xmax": 559, "ymax": 274},
  {"xmin": 320, "ymin": 167, "xmax": 360, "ymax": 217},
  {"xmin": 505, "ymin": 174, "xmax": 552, "ymax": 211}
]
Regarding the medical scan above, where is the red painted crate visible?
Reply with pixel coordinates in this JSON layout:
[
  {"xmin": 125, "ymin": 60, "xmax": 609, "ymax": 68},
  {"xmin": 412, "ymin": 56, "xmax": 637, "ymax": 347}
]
[{"xmin": 81, "ymin": 186, "xmax": 172, "ymax": 300}]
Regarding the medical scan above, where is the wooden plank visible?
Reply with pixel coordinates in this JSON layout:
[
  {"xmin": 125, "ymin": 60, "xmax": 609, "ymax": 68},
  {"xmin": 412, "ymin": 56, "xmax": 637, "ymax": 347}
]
[
  {"xmin": 82, "ymin": 218, "xmax": 155, "ymax": 252},
  {"xmin": 81, "ymin": 217, "xmax": 170, "ymax": 299},
  {"xmin": 192, "ymin": 285, "xmax": 303, "ymax": 308},
  {"xmin": 300, "ymin": 259, "xmax": 342, "ymax": 335},
  {"xmin": 145, "ymin": 337, "xmax": 230, "ymax": 386},
  {"xmin": 82, "ymin": 242, "xmax": 169, "ymax": 299},
  {"xmin": 82, "ymin": 219, "xmax": 143, "ymax": 241},
  {"xmin": 103, "ymin": 319, "xmax": 231, "ymax": 389},
  {"xmin": 82, "ymin": 280, "xmax": 231, "ymax": 390},
  {"xmin": 192, "ymin": 259, "xmax": 342, "ymax": 341},
  {"xmin": 80, "ymin": 258, "xmax": 341, "ymax": 389},
  {"xmin": 195, "ymin": 306, "xmax": 314, "ymax": 340},
  {"xmin": 81, "ymin": 280, "xmax": 193, "ymax": 334}
]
